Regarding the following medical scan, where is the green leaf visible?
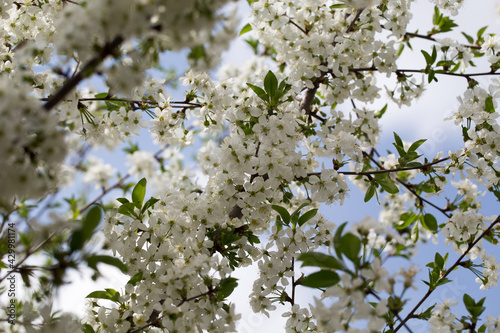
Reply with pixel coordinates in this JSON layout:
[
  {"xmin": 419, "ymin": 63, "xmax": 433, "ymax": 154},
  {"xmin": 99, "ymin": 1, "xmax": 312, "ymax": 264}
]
[
  {"xmin": 118, "ymin": 202, "xmax": 137, "ymax": 218},
  {"xmin": 463, "ymin": 294, "xmax": 486, "ymax": 318},
  {"xmin": 83, "ymin": 324, "xmax": 96, "ymax": 333},
  {"xmin": 247, "ymin": 83, "xmax": 269, "ymax": 102},
  {"xmin": 300, "ymin": 270, "xmax": 340, "ymax": 288},
  {"xmin": 462, "ymin": 32, "xmax": 474, "ymax": 44},
  {"xmin": 432, "ymin": 6, "xmax": 440, "ymax": 26},
  {"xmin": 217, "ymin": 277, "xmax": 238, "ymax": 299},
  {"xmin": 132, "ymin": 178, "xmax": 147, "ymax": 209},
  {"xmin": 94, "ymin": 92, "xmax": 108, "ymax": 99},
  {"xmin": 411, "ymin": 221, "xmax": 419, "ymax": 242},
  {"xmin": 438, "ymin": 17, "xmax": 457, "ymax": 33},
  {"xmin": 141, "ymin": 197, "xmax": 159, "ymax": 215},
  {"xmin": 291, "ymin": 203, "xmax": 310, "ymax": 224},
  {"xmin": 339, "ymin": 233, "xmax": 361, "ymax": 263},
  {"xmin": 69, "ymin": 230, "xmax": 85, "ymax": 252},
  {"xmin": 127, "ymin": 271, "xmax": 143, "ymax": 286},
  {"xmin": 116, "ymin": 197, "xmax": 129, "ymax": 204},
  {"xmin": 396, "ymin": 212, "xmax": 418, "ymax": 230},
  {"xmin": 392, "ymin": 132, "xmax": 406, "ymax": 157},
  {"xmin": 422, "ymin": 214, "xmax": 438, "ymax": 233},
  {"xmin": 298, "ymin": 252, "xmax": 343, "ymax": 270},
  {"xmin": 364, "ymin": 184, "xmax": 376, "ymax": 202},
  {"xmin": 82, "ymin": 205, "xmax": 102, "ymax": 236},
  {"xmin": 375, "ymin": 104, "xmax": 388, "ymax": 119},
  {"xmin": 485, "ymin": 96, "xmax": 495, "ymax": 113},
  {"xmin": 264, "ymin": 70, "xmax": 279, "ymax": 99},
  {"xmin": 405, "ymin": 161, "xmax": 423, "ymax": 168},
  {"xmin": 69, "ymin": 205, "xmax": 102, "ymax": 251},
  {"xmin": 477, "ymin": 26, "xmax": 488, "ymax": 41},
  {"xmin": 376, "ymin": 179, "xmax": 399, "ymax": 194},
  {"xmin": 333, "ymin": 222, "xmax": 348, "ymax": 259},
  {"xmin": 421, "ymin": 50, "xmax": 433, "ymax": 66},
  {"xmin": 272, "ymin": 205, "xmax": 291, "ymax": 224},
  {"xmin": 435, "ymin": 252, "xmax": 444, "ymax": 270},
  {"xmin": 188, "ymin": 45, "xmax": 206, "ymax": 61},
  {"xmin": 330, "ymin": 4, "xmax": 347, "ymax": 8},
  {"xmin": 239, "ymin": 23, "xmax": 252, "ymax": 36},
  {"xmin": 276, "ymin": 214, "xmax": 283, "ymax": 233},
  {"xmin": 297, "ymin": 209, "xmax": 318, "ymax": 227},
  {"xmin": 87, "ymin": 255, "xmax": 127, "ymax": 273},
  {"xmin": 86, "ymin": 289, "xmax": 119, "ymax": 301},
  {"xmin": 417, "ymin": 304, "xmax": 436, "ymax": 320},
  {"xmin": 408, "ymin": 139, "xmax": 427, "ymax": 153}
]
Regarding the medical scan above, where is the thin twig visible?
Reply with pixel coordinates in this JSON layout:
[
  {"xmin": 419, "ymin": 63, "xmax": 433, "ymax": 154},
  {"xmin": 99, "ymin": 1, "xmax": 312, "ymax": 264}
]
[
  {"xmin": 363, "ymin": 152, "xmax": 451, "ymax": 218},
  {"xmin": 288, "ymin": 18, "xmax": 308, "ymax": 35},
  {"xmin": 43, "ymin": 36, "xmax": 124, "ymax": 111},
  {"xmin": 0, "ymin": 231, "xmax": 57, "ymax": 283},
  {"xmin": 394, "ymin": 215, "xmax": 500, "ymax": 332},
  {"xmin": 367, "ymin": 288, "xmax": 414, "ymax": 333},
  {"xmin": 403, "ymin": 31, "xmax": 482, "ymax": 50},
  {"xmin": 350, "ymin": 66, "xmax": 499, "ymax": 80}
]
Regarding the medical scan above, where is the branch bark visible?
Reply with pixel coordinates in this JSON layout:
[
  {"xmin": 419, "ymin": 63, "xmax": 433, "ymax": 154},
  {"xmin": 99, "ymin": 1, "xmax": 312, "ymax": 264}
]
[{"xmin": 43, "ymin": 36, "xmax": 124, "ymax": 111}]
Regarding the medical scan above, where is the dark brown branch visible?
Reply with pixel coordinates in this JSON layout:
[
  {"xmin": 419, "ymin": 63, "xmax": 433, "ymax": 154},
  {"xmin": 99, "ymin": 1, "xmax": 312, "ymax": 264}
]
[
  {"xmin": 301, "ymin": 156, "xmax": 450, "ymax": 179},
  {"xmin": 43, "ymin": 36, "xmax": 124, "ymax": 111},
  {"xmin": 0, "ymin": 231, "xmax": 57, "ymax": 283},
  {"xmin": 77, "ymin": 97, "xmax": 201, "ymax": 107},
  {"xmin": 394, "ymin": 214, "xmax": 500, "ymax": 332},
  {"xmin": 126, "ymin": 289, "xmax": 215, "ymax": 333},
  {"xmin": 404, "ymin": 31, "xmax": 482, "ymax": 50},
  {"xmin": 346, "ymin": 9, "xmax": 364, "ymax": 33},
  {"xmin": 350, "ymin": 66, "xmax": 499, "ymax": 80},
  {"xmin": 367, "ymin": 288, "xmax": 413, "ymax": 333},
  {"xmin": 288, "ymin": 19, "xmax": 308, "ymax": 35},
  {"xmin": 363, "ymin": 152, "xmax": 451, "ymax": 218}
]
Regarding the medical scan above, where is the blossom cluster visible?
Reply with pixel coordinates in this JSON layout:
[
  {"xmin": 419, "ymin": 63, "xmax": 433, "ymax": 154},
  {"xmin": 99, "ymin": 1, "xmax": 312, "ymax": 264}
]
[{"xmin": 2, "ymin": 0, "xmax": 500, "ymax": 332}]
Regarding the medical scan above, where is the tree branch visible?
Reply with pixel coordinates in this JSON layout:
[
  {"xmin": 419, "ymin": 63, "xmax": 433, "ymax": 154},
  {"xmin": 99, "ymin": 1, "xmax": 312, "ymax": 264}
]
[
  {"xmin": 394, "ymin": 214, "xmax": 500, "ymax": 332},
  {"xmin": 43, "ymin": 36, "xmax": 124, "ymax": 111},
  {"xmin": 350, "ymin": 66, "xmax": 499, "ymax": 80},
  {"xmin": 0, "ymin": 231, "xmax": 57, "ymax": 283},
  {"xmin": 403, "ymin": 31, "xmax": 482, "ymax": 50},
  {"xmin": 363, "ymin": 151, "xmax": 451, "ymax": 218}
]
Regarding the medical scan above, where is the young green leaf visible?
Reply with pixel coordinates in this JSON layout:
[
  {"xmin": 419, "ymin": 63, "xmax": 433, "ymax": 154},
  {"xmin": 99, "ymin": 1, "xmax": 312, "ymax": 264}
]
[
  {"xmin": 94, "ymin": 92, "xmax": 108, "ymax": 99},
  {"xmin": 247, "ymin": 83, "xmax": 270, "ymax": 102},
  {"xmin": 364, "ymin": 184, "xmax": 376, "ymax": 202},
  {"xmin": 118, "ymin": 202, "xmax": 137, "ymax": 218},
  {"xmin": 132, "ymin": 178, "xmax": 147, "ymax": 209},
  {"xmin": 141, "ymin": 197, "xmax": 159, "ymax": 215},
  {"xmin": 86, "ymin": 289, "xmax": 120, "ymax": 302},
  {"xmin": 408, "ymin": 139, "xmax": 427, "ymax": 153},
  {"xmin": 272, "ymin": 205, "xmax": 291, "ymax": 224},
  {"xmin": 217, "ymin": 277, "xmax": 238, "ymax": 299},
  {"xmin": 86, "ymin": 255, "xmax": 128, "ymax": 273},
  {"xmin": 485, "ymin": 96, "xmax": 495, "ymax": 113},
  {"xmin": 297, "ymin": 208, "xmax": 318, "ymax": 227},
  {"xmin": 334, "ymin": 222, "xmax": 348, "ymax": 259},
  {"xmin": 395, "ymin": 212, "xmax": 418, "ymax": 230},
  {"xmin": 83, "ymin": 324, "xmax": 96, "ymax": 333},
  {"xmin": 127, "ymin": 271, "xmax": 144, "ymax": 286},
  {"xmin": 339, "ymin": 233, "xmax": 361, "ymax": 263},
  {"xmin": 264, "ymin": 70, "xmax": 279, "ymax": 99},
  {"xmin": 239, "ymin": 23, "xmax": 252, "ymax": 36},
  {"xmin": 376, "ymin": 179, "xmax": 399, "ymax": 194},
  {"xmin": 422, "ymin": 214, "xmax": 438, "ymax": 233},
  {"xmin": 411, "ymin": 221, "xmax": 419, "ymax": 242},
  {"xmin": 299, "ymin": 270, "xmax": 340, "ymax": 288},
  {"xmin": 298, "ymin": 252, "xmax": 343, "ymax": 270}
]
